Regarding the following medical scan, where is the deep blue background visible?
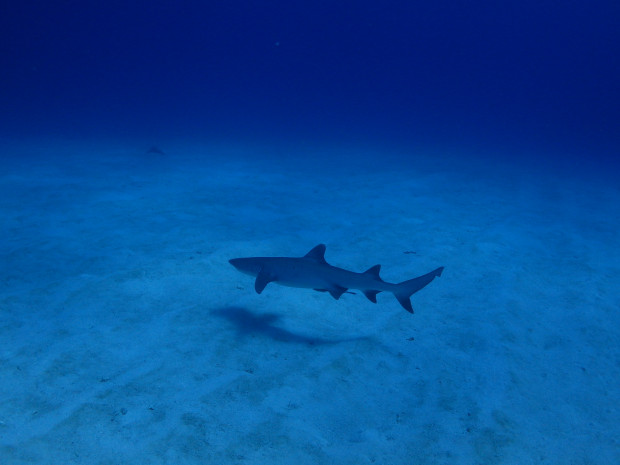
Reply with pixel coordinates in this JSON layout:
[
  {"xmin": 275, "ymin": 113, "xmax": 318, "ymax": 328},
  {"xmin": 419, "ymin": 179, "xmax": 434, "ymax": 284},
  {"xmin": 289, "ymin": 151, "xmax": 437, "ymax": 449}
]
[{"xmin": 1, "ymin": 0, "xmax": 618, "ymax": 159}]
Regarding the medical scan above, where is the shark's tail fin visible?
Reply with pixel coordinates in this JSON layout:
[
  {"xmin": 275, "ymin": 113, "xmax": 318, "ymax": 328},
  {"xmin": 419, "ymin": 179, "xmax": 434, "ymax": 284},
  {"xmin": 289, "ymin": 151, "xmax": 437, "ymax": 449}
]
[{"xmin": 393, "ymin": 267, "xmax": 444, "ymax": 313}]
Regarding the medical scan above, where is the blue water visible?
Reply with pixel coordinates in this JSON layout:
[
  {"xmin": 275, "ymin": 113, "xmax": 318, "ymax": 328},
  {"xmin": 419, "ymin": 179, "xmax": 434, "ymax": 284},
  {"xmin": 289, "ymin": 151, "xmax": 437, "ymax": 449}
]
[
  {"xmin": 2, "ymin": 1, "xmax": 619, "ymax": 161},
  {"xmin": 1, "ymin": 2, "xmax": 619, "ymax": 464}
]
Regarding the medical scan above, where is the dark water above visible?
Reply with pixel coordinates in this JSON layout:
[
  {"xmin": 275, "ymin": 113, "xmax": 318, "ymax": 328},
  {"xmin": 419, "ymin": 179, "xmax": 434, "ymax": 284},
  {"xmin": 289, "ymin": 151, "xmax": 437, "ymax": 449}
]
[{"xmin": 1, "ymin": 1, "xmax": 618, "ymax": 164}]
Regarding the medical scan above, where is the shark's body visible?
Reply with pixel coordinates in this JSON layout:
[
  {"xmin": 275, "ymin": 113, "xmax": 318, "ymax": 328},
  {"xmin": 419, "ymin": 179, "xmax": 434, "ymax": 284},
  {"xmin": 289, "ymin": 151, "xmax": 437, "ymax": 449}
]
[{"xmin": 229, "ymin": 244, "xmax": 443, "ymax": 313}]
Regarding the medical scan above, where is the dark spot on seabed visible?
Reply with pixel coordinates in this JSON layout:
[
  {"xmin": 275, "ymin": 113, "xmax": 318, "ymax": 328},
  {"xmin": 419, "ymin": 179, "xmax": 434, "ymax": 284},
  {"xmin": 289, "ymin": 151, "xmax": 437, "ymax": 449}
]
[
  {"xmin": 211, "ymin": 306, "xmax": 367, "ymax": 345},
  {"xmin": 211, "ymin": 307, "xmax": 328, "ymax": 345},
  {"xmin": 146, "ymin": 146, "xmax": 166, "ymax": 156}
]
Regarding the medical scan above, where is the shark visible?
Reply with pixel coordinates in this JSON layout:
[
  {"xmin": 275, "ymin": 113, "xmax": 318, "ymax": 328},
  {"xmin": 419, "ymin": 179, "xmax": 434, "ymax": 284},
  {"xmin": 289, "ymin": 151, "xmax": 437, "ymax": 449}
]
[{"xmin": 229, "ymin": 244, "xmax": 444, "ymax": 313}]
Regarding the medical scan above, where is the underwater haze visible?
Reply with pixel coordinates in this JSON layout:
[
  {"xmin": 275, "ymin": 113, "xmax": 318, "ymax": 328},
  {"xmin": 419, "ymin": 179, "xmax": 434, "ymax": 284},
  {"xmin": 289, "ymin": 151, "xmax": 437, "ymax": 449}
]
[{"xmin": 1, "ymin": 1, "xmax": 619, "ymax": 464}]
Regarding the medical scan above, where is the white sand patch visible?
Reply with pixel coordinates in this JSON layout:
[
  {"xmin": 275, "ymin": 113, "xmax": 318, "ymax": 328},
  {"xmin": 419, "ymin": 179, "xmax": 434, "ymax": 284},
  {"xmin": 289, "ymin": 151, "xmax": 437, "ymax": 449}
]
[{"xmin": 0, "ymin": 141, "xmax": 618, "ymax": 464}]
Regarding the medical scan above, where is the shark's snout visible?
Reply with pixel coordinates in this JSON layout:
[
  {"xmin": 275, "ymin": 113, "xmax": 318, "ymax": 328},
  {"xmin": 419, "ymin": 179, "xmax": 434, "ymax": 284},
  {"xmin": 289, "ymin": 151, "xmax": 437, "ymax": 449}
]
[{"xmin": 229, "ymin": 257, "xmax": 261, "ymax": 276}]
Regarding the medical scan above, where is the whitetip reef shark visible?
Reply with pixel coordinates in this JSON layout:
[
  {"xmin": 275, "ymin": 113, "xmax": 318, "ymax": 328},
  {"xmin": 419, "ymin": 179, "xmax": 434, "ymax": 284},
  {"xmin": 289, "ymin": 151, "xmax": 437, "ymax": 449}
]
[{"xmin": 229, "ymin": 244, "xmax": 444, "ymax": 313}]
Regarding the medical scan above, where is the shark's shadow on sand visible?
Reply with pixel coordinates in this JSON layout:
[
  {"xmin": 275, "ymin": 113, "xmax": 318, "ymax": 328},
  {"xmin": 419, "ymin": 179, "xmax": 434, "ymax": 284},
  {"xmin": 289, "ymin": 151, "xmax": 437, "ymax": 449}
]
[{"xmin": 211, "ymin": 307, "xmax": 366, "ymax": 345}]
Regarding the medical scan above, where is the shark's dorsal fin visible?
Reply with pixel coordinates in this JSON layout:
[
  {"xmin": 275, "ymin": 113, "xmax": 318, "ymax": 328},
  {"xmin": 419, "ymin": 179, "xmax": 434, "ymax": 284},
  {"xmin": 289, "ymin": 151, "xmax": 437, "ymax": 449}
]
[
  {"xmin": 363, "ymin": 264, "xmax": 383, "ymax": 280},
  {"xmin": 255, "ymin": 268, "xmax": 276, "ymax": 294},
  {"xmin": 304, "ymin": 244, "xmax": 327, "ymax": 264}
]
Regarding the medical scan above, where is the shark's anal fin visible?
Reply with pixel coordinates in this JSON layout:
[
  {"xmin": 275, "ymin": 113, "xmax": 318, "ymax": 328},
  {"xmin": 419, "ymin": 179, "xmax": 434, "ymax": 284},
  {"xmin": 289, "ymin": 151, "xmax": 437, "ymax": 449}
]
[
  {"xmin": 255, "ymin": 268, "xmax": 276, "ymax": 294},
  {"xmin": 363, "ymin": 290, "xmax": 380, "ymax": 303}
]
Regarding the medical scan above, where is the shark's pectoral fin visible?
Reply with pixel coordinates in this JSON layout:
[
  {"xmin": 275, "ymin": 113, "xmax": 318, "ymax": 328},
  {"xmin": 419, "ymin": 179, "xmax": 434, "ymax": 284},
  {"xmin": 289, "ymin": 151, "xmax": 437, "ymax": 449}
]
[
  {"xmin": 328, "ymin": 285, "xmax": 348, "ymax": 300},
  {"xmin": 255, "ymin": 268, "xmax": 276, "ymax": 294},
  {"xmin": 363, "ymin": 290, "xmax": 381, "ymax": 303}
]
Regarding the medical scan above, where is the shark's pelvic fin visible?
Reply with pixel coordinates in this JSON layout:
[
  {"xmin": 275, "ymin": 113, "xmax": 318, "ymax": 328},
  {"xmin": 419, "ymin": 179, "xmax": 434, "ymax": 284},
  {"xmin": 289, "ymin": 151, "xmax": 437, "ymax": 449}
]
[
  {"xmin": 314, "ymin": 288, "xmax": 356, "ymax": 296},
  {"xmin": 328, "ymin": 285, "xmax": 348, "ymax": 300},
  {"xmin": 304, "ymin": 244, "xmax": 328, "ymax": 264},
  {"xmin": 255, "ymin": 268, "xmax": 276, "ymax": 294}
]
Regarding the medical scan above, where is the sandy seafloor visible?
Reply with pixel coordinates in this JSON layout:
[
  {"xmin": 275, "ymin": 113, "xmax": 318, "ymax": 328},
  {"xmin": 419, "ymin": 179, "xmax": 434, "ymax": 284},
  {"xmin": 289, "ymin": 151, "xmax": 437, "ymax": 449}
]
[{"xmin": 0, "ymin": 140, "xmax": 618, "ymax": 465}]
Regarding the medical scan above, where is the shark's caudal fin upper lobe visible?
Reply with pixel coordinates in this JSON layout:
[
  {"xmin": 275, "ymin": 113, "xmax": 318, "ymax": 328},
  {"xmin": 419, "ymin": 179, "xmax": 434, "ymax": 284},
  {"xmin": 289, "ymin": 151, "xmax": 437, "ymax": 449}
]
[{"xmin": 393, "ymin": 267, "xmax": 444, "ymax": 313}]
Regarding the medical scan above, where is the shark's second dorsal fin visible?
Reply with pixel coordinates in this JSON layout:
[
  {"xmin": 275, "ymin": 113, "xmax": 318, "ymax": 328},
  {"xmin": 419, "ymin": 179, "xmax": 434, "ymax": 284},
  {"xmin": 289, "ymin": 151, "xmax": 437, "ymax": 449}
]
[
  {"xmin": 304, "ymin": 244, "xmax": 327, "ymax": 264},
  {"xmin": 363, "ymin": 264, "xmax": 383, "ymax": 281}
]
